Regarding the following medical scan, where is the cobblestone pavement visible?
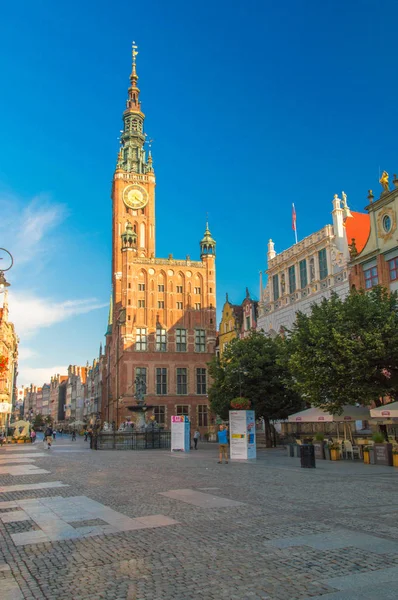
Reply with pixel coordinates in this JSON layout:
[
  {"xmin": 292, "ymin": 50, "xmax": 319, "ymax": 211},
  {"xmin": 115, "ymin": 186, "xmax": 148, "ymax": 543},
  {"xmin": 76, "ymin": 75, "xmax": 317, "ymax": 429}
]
[{"xmin": 1, "ymin": 438, "xmax": 398, "ymax": 600}]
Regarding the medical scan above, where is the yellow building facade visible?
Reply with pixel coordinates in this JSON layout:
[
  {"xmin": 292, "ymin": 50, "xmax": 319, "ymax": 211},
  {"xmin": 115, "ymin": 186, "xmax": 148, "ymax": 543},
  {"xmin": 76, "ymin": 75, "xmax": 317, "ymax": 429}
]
[{"xmin": 0, "ymin": 292, "xmax": 18, "ymax": 431}]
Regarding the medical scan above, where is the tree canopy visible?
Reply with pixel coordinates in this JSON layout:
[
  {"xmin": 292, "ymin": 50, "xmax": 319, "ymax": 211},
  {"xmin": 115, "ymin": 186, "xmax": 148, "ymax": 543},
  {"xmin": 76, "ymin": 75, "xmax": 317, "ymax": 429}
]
[
  {"xmin": 287, "ymin": 287, "xmax": 398, "ymax": 413},
  {"xmin": 208, "ymin": 331, "xmax": 302, "ymax": 423}
]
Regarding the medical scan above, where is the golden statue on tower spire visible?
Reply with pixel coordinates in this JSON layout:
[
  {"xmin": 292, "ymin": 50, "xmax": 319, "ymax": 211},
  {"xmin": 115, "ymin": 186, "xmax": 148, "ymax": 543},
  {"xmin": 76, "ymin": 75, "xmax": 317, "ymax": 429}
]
[{"xmin": 131, "ymin": 41, "xmax": 138, "ymax": 77}]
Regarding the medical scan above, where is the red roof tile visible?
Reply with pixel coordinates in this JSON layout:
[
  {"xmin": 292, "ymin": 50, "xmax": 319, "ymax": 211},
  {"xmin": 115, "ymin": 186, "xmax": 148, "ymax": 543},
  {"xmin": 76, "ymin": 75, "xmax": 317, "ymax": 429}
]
[{"xmin": 345, "ymin": 211, "xmax": 371, "ymax": 255}]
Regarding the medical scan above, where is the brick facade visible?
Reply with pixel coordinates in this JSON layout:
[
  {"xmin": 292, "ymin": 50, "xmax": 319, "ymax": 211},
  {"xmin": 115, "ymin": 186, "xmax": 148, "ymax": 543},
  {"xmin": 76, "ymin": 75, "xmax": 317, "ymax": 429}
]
[{"xmin": 103, "ymin": 47, "xmax": 216, "ymax": 432}]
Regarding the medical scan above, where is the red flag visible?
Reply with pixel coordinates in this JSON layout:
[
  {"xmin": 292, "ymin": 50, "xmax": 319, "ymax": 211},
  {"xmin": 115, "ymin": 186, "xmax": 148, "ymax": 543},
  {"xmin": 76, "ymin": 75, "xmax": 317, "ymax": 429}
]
[{"xmin": 292, "ymin": 203, "xmax": 297, "ymax": 231}]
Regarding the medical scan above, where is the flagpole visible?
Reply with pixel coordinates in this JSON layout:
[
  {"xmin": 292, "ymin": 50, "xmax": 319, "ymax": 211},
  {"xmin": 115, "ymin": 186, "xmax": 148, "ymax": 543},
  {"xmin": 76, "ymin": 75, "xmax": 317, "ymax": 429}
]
[{"xmin": 292, "ymin": 203, "xmax": 298, "ymax": 244}]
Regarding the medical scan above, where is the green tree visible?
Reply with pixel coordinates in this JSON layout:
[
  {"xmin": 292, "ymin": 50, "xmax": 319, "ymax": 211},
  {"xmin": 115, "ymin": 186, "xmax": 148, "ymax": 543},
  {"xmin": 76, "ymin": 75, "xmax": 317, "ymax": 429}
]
[
  {"xmin": 32, "ymin": 414, "xmax": 45, "ymax": 429},
  {"xmin": 208, "ymin": 332, "xmax": 303, "ymax": 445},
  {"xmin": 288, "ymin": 287, "xmax": 398, "ymax": 414}
]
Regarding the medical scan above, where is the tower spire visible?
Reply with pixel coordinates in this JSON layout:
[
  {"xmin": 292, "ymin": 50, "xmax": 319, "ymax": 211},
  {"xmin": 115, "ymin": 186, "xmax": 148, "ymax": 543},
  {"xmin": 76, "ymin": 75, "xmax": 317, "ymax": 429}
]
[
  {"xmin": 127, "ymin": 41, "xmax": 141, "ymax": 112},
  {"xmin": 118, "ymin": 42, "xmax": 152, "ymax": 174}
]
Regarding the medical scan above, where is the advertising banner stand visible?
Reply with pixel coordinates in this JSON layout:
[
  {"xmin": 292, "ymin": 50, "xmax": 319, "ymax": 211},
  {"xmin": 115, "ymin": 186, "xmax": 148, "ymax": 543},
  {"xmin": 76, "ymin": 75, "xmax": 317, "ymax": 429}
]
[
  {"xmin": 171, "ymin": 416, "xmax": 190, "ymax": 452},
  {"xmin": 229, "ymin": 410, "xmax": 256, "ymax": 459}
]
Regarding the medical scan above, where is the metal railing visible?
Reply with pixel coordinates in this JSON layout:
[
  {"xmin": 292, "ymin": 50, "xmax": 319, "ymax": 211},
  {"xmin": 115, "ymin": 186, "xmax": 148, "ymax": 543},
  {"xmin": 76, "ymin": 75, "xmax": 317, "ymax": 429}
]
[{"xmin": 96, "ymin": 429, "xmax": 171, "ymax": 450}]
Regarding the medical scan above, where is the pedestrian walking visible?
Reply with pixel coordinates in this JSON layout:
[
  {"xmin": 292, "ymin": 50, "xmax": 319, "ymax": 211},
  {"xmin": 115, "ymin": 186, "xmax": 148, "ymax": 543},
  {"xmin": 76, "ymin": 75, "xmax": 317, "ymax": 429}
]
[
  {"xmin": 44, "ymin": 425, "xmax": 53, "ymax": 449},
  {"xmin": 84, "ymin": 429, "xmax": 88, "ymax": 442},
  {"xmin": 71, "ymin": 430, "xmax": 76, "ymax": 441},
  {"xmin": 217, "ymin": 424, "xmax": 229, "ymax": 464},
  {"xmin": 30, "ymin": 429, "xmax": 36, "ymax": 443},
  {"xmin": 193, "ymin": 429, "xmax": 200, "ymax": 450},
  {"xmin": 52, "ymin": 430, "xmax": 56, "ymax": 440}
]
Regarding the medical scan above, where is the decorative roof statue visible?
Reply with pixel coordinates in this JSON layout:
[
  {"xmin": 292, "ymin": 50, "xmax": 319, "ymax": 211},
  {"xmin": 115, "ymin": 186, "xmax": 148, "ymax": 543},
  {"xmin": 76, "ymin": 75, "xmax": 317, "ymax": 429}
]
[{"xmin": 379, "ymin": 171, "xmax": 390, "ymax": 193}]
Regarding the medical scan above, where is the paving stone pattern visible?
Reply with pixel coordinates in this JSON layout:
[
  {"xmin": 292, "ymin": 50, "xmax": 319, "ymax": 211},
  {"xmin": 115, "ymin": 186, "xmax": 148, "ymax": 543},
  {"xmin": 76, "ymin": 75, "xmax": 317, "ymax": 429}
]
[{"xmin": 0, "ymin": 439, "xmax": 398, "ymax": 599}]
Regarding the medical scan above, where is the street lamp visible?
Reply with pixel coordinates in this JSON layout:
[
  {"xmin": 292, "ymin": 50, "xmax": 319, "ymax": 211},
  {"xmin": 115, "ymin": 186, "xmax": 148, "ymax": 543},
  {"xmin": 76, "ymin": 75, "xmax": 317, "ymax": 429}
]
[{"xmin": 115, "ymin": 307, "xmax": 126, "ymax": 428}]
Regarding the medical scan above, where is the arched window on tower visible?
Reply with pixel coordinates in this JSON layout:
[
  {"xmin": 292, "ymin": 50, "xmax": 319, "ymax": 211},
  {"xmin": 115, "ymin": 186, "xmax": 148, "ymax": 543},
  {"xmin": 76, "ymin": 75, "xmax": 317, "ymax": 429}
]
[{"xmin": 140, "ymin": 223, "xmax": 146, "ymax": 248}]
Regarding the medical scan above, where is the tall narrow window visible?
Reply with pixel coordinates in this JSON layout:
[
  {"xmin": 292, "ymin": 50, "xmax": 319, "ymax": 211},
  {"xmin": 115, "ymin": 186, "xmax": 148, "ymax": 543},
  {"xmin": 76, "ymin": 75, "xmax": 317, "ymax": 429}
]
[
  {"xmin": 196, "ymin": 368, "xmax": 207, "ymax": 394},
  {"xmin": 156, "ymin": 327, "xmax": 167, "ymax": 352},
  {"xmin": 288, "ymin": 265, "xmax": 296, "ymax": 293},
  {"xmin": 153, "ymin": 405, "xmax": 165, "ymax": 424},
  {"xmin": 299, "ymin": 259, "xmax": 307, "ymax": 289},
  {"xmin": 272, "ymin": 274, "xmax": 279, "ymax": 301},
  {"xmin": 158, "ymin": 284, "xmax": 165, "ymax": 292},
  {"xmin": 138, "ymin": 283, "xmax": 145, "ymax": 291},
  {"xmin": 135, "ymin": 328, "xmax": 147, "ymax": 351},
  {"xmin": 176, "ymin": 368, "xmax": 188, "ymax": 394},
  {"xmin": 176, "ymin": 301, "xmax": 183, "ymax": 309},
  {"xmin": 389, "ymin": 257, "xmax": 398, "ymax": 282},
  {"xmin": 309, "ymin": 257, "xmax": 315, "ymax": 281},
  {"xmin": 194, "ymin": 287, "xmax": 201, "ymax": 294},
  {"xmin": 198, "ymin": 405, "xmax": 208, "ymax": 427},
  {"xmin": 156, "ymin": 368, "xmax": 167, "ymax": 394},
  {"xmin": 176, "ymin": 285, "xmax": 183, "ymax": 293},
  {"xmin": 195, "ymin": 329, "xmax": 206, "ymax": 352},
  {"xmin": 246, "ymin": 316, "xmax": 250, "ymax": 331},
  {"xmin": 158, "ymin": 301, "xmax": 165, "ymax": 309},
  {"xmin": 364, "ymin": 266, "xmax": 378, "ymax": 289},
  {"xmin": 176, "ymin": 329, "xmax": 187, "ymax": 352},
  {"xmin": 135, "ymin": 367, "xmax": 147, "ymax": 394},
  {"xmin": 318, "ymin": 248, "xmax": 328, "ymax": 280},
  {"xmin": 138, "ymin": 300, "xmax": 145, "ymax": 308}
]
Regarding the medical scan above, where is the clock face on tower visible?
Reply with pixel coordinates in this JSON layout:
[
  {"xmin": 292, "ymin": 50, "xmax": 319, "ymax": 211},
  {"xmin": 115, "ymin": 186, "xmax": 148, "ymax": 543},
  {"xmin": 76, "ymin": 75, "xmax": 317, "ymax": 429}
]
[{"xmin": 123, "ymin": 184, "xmax": 148, "ymax": 210}]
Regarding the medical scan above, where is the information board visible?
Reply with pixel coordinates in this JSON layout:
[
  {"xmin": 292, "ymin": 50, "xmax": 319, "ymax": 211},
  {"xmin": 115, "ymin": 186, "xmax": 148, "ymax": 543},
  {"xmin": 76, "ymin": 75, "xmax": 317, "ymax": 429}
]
[
  {"xmin": 229, "ymin": 410, "xmax": 256, "ymax": 460},
  {"xmin": 171, "ymin": 416, "xmax": 190, "ymax": 452}
]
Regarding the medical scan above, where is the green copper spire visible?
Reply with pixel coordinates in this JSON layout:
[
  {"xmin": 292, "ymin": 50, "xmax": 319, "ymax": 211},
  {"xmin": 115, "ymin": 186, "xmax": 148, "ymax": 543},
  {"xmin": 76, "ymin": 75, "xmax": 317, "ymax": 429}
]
[
  {"xmin": 118, "ymin": 42, "xmax": 151, "ymax": 174},
  {"xmin": 106, "ymin": 292, "xmax": 113, "ymax": 336},
  {"xmin": 200, "ymin": 221, "xmax": 216, "ymax": 258}
]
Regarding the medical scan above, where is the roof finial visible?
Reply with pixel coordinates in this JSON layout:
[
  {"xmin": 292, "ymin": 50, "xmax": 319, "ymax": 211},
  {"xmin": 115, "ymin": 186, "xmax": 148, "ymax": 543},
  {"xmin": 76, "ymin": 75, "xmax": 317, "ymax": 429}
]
[{"xmin": 131, "ymin": 41, "xmax": 138, "ymax": 79}]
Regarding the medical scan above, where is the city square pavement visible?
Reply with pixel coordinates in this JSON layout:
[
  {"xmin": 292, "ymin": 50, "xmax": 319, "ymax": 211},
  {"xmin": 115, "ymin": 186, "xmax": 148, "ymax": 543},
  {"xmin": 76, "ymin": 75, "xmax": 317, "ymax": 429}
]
[{"xmin": 1, "ymin": 437, "xmax": 398, "ymax": 600}]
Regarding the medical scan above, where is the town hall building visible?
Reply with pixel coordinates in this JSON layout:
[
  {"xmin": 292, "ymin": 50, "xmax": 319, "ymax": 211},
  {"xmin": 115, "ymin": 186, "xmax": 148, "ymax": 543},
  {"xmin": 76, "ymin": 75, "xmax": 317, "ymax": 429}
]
[{"xmin": 103, "ymin": 45, "xmax": 217, "ymax": 431}]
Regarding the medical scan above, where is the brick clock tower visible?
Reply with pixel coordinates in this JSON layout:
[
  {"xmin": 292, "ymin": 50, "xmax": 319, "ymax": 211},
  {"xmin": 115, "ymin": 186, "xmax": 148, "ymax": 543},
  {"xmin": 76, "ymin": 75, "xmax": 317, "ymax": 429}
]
[{"xmin": 104, "ymin": 44, "xmax": 217, "ymax": 432}]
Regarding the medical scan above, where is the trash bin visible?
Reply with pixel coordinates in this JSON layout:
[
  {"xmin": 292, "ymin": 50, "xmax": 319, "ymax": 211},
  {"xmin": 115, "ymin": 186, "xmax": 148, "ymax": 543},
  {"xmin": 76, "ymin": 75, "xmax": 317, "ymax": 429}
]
[{"xmin": 300, "ymin": 444, "xmax": 316, "ymax": 468}]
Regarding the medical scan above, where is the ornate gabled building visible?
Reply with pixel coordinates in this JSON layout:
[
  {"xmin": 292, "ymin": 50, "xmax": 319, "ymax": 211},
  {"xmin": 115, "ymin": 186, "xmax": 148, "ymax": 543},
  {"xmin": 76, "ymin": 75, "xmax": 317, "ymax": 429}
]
[
  {"xmin": 349, "ymin": 173, "xmax": 398, "ymax": 292},
  {"xmin": 257, "ymin": 193, "xmax": 370, "ymax": 335},
  {"xmin": 0, "ymin": 291, "xmax": 18, "ymax": 431},
  {"xmin": 103, "ymin": 45, "xmax": 217, "ymax": 431},
  {"xmin": 218, "ymin": 289, "xmax": 258, "ymax": 355}
]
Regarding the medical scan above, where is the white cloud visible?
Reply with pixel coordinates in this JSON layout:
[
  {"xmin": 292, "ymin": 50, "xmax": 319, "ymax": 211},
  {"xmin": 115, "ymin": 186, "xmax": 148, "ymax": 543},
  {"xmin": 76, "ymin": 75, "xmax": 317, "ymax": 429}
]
[
  {"xmin": 18, "ymin": 365, "xmax": 68, "ymax": 387},
  {"xmin": 9, "ymin": 292, "xmax": 107, "ymax": 336},
  {"xmin": 17, "ymin": 347, "xmax": 38, "ymax": 361},
  {"xmin": 0, "ymin": 191, "xmax": 65, "ymax": 270}
]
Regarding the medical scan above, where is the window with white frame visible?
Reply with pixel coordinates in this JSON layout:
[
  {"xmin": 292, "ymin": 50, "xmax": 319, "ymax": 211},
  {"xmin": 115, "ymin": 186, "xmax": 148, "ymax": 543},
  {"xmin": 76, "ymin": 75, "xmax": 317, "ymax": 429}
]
[
  {"xmin": 156, "ymin": 368, "xmax": 167, "ymax": 395},
  {"xmin": 196, "ymin": 368, "xmax": 206, "ymax": 394},
  {"xmin": 198, "ymin": 404, "xmax": 208, "ymax": 426},
  {"xmin": 176, "ymin": 329, "xmax": 187, "ymax": 351},
  {"xmin": 195, "ymin": 329, "xmax": 206, "ymax": 352},
  {"xmin": 135, "ymin": 328, "xmax": 147, "ymax": 351},
  {"xmin": 195, "ymin": 303, "xmax": 201, "ymax": 310},
  {"xmin": 135, "ymin": 367, "xmax": 147, "ymax": 393},
  {"xmin": 156, "ymin": 327, "xmax": 167, "ymax": 351},
  {"xmin": 153, "ymin": 405, "xmax": 165, "ymax": 424},
  {"xmin": 176, "ymin": 301, "xmax": 183, "ymax": 309},
  {"xmin": 194, "ymin": 287, "xmax": 201, "ymax": 294},
  {"xmin": 176, "ymin": 369, "xmax": 188, "ymax": 394}
]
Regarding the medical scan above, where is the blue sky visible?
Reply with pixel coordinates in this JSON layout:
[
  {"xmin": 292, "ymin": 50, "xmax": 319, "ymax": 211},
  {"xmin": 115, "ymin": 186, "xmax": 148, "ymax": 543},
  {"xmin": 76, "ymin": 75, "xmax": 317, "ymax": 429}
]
[{"xmin": 0, "ymin": 0, "xmax": 396, "ymax": 385}]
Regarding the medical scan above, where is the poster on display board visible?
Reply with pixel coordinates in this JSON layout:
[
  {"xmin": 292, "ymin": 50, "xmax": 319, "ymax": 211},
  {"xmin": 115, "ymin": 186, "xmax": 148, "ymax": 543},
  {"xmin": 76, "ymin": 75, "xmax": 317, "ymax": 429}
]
[
  {"xmin": 171, "ymin": 416, "xmax": 190, "ymax": 452},
  {"xmin": 229, "ymin": 410, "xmax": 256, "ymax": 459}
]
